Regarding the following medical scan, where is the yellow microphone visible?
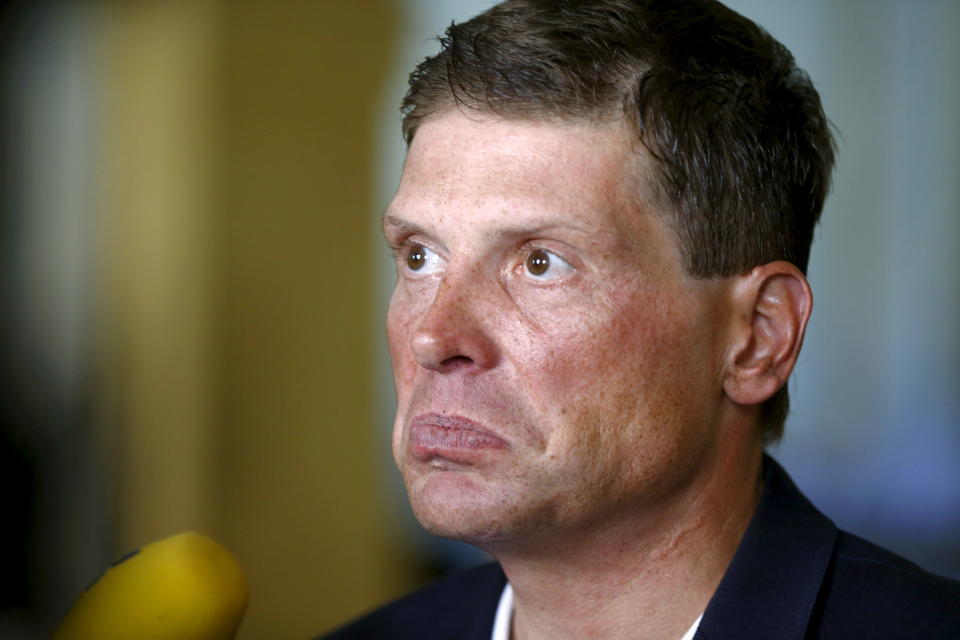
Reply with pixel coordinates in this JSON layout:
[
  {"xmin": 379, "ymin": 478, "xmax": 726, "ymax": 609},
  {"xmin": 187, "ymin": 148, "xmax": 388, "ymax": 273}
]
[{"xmin": 53, "ymin": 531, "xmax": 249, "ymax": 640}]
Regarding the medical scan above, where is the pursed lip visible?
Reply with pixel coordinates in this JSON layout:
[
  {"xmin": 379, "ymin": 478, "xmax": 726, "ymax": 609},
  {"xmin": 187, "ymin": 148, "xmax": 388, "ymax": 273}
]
[{"xmin": 408, "ymin": 413, "xmax": 509, "ymax": 463}]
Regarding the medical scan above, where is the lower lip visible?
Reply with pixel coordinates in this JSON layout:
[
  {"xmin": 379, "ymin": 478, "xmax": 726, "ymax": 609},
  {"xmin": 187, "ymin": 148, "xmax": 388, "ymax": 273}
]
[{"xmin": 409, "ymin": 416, "xmax": 508, "ymax": 463}]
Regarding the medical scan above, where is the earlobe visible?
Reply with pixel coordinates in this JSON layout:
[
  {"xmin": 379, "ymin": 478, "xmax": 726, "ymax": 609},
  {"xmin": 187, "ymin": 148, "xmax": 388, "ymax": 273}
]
[{"xmin": 723, "ymin": 261, "xmax": 813, "ymax": 407}]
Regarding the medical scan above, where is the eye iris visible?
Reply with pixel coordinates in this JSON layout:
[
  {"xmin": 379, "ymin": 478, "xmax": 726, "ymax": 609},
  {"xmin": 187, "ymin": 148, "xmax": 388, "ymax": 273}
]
[
  {"xmin": 526, "ymin": 249, "xmax": 550, "ymax": 276},
  {"xmin": 406, "ymin": 245, "xmax": 426, "ymax": 271}
]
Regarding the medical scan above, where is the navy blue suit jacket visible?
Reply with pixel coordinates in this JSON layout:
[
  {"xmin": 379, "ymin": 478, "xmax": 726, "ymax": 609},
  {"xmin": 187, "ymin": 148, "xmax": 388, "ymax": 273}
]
[{"xmin": 320, "ymin": 457, "xmax": 960, "ymax": 639}]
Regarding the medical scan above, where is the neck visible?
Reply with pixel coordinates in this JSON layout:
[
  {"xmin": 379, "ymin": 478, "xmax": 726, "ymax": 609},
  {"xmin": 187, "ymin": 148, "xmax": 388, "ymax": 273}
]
[{"xmin": 489, "ymin": 422, "xmax": 763, "ymax": 640}]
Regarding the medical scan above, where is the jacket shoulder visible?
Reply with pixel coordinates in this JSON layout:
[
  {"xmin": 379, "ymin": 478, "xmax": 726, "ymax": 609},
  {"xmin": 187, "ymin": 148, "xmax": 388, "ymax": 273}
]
[
  {"xmin": 316, "ymin": 563, "xmax": 506, "ymax": 640},
  {"xmin": 810, "ymin": 530, "xmax": 960, "ymax": 638}
]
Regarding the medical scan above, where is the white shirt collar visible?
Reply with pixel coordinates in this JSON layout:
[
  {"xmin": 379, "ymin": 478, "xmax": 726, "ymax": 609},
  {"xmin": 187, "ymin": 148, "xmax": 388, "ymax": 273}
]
[
  {"xmin": 491, "ymin": 583, "xmax": 703, "ymax": 640},
  {"xmin": 490, "ymin": 582, "xmax": 514, "ymax": 640},
  {"xmin": 679, "ymin": 612, "xmax": 703, "ymax": 640}
]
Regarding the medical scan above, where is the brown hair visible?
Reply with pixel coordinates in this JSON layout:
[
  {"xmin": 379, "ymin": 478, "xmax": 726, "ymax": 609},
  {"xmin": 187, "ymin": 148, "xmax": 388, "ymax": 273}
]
[{"xmin": 401, "ymin": 0, "xmax": 835, "ymax": 441}]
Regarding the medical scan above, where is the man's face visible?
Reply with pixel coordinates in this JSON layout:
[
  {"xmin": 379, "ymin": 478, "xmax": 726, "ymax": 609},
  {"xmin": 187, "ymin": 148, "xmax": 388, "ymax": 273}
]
[{"xmin": 384, "ymin": 112, "xmax": 731, "ymax": 548}]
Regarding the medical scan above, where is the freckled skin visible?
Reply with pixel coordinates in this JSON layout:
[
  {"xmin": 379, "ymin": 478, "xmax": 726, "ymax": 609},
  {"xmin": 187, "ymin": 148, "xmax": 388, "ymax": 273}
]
[{"xmin": 384, "ymin": 112, "xmax": 735, "ymax": 553}]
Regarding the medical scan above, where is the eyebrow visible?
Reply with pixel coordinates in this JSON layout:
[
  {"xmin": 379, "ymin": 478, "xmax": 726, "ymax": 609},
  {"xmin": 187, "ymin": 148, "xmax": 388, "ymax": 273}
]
[
  {"xmin": 381, "ymin": 214, "xmax": 425, "ymax": 235},
  {"xmin": 382, "ymin": 212, "xmax": 598, "ymax": 241}
]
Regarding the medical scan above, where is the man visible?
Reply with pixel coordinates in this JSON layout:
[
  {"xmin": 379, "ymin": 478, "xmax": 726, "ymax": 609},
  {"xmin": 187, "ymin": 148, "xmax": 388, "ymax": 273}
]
[{"xmin": 322, "ymin": 1, "xmax": 960, "ymax": 638}]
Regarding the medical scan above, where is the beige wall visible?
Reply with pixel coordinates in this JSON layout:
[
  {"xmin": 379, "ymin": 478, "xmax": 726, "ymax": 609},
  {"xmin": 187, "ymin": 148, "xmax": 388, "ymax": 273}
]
[{"xmin": 97, "ymin": 1, "xmax": 411, "ymax": 637}]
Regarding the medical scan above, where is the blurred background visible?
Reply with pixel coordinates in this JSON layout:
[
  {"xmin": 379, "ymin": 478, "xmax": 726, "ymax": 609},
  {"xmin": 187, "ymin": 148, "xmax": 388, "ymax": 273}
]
[{"xmin": 0, "ymin": 0, "xmax": 957, "ymax": 638}]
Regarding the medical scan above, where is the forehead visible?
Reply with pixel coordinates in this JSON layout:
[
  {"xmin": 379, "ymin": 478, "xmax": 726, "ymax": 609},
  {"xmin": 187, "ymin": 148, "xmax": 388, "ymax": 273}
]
[{"xmin": 388, "ymin": 112, "xmax": 660, "ymax": 246}]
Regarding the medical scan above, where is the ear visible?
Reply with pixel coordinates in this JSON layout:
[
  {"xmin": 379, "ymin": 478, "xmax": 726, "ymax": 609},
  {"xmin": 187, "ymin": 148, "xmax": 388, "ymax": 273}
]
[{"xmin": 723, "ymin": 261, "xmax": 813, "ymax": 407}]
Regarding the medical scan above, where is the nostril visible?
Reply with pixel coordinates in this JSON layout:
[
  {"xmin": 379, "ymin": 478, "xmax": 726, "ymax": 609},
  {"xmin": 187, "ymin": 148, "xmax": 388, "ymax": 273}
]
[{"xmin": 439, "ymin": 355, "xmax": 475, "ymax": 371}]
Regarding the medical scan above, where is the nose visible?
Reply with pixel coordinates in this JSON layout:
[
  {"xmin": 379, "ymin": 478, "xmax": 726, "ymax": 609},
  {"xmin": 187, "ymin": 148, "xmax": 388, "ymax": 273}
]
[{"xmin": 410, "ymin": 278, "xmax": 500, "ymax": 373}]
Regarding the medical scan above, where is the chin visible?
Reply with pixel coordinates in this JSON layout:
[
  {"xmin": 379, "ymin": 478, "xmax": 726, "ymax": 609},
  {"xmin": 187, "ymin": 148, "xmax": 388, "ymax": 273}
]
[
  {"xmin": 405, "ymin": 468, "xmax": 523, "ymax": 545},
  {"xmin": 414, "ymin": 511, "xmax": 503, "ymax": 545}
]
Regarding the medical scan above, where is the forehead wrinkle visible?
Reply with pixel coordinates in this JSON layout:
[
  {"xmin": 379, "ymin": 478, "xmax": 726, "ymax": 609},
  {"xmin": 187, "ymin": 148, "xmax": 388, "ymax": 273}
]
[
  {"xmin": 430, "ymin": 141, "xmax": 624, "ymax": 205},
  {"xmin": 410, "ymin": 113, "xmax": 627, "ymax": 189}
]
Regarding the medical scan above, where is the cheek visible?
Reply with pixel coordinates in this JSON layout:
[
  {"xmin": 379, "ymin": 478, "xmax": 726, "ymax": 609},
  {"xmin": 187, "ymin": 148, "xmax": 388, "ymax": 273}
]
[
  {"xmin": 535, "ymin": 285, "xmax": 691, "ymax": 399},
  {"xmin": 386, "ymin": 296, "xmax": 409, "ymax": 460},
  {"xmin": 386, "ymin": 290, "xmax": 419, "ymax": 391},
  {"xmin": 528, "ymin": 282, "xmax": 712, "ymax": 449}
]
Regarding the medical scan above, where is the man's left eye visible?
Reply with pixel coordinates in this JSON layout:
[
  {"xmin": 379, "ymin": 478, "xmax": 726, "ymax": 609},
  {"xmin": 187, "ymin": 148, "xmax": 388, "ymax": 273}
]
[{"xmin": 523, "ymin": 249, "xmax": 574, "ymax": 281}]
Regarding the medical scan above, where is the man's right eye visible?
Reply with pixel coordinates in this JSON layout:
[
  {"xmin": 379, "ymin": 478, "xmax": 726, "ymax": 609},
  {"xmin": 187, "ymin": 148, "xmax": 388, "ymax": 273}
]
[{"xmin": 404, "ymin": 243, "xmax": 443, "ymax": 275}]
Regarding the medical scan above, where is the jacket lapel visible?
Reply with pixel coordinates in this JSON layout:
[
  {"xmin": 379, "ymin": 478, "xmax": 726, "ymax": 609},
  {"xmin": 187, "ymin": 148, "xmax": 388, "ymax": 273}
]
[
  {"xmin": 425, "ymin": 563, "xmax": 506, "ymax": 640},
  {"xmin": 695, "ymin": 455, "xmax": 837, "ymax": 640}
]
